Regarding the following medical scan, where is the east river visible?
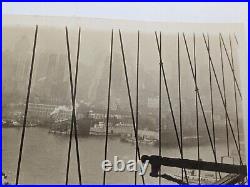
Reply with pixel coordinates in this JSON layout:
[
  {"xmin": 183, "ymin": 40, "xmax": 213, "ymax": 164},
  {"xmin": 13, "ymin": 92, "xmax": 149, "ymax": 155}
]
[{"xmin": 2, "ymin": 127, "xmax": 243, "ymax": 184}]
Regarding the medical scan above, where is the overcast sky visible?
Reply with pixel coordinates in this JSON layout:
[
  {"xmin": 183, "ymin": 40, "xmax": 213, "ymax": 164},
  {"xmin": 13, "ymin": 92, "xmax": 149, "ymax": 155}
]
[{"xmin": 3, "ymin": 2, "xmax": 248, "ymax": 24}]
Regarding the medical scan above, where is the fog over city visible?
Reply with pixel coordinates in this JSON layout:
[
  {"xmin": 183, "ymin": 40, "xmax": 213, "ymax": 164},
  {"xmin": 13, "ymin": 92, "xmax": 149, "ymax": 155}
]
[
  {"xmin": 2, "ymin": 15, "xmax": 246, "ymax": 184},
  {"xmin": 3, "ymin": 16, "xmax": 243, "ymax": 123}
]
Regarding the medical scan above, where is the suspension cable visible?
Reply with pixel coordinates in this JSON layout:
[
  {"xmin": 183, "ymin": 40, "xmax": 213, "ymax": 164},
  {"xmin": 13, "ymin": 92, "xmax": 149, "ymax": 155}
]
[
  {"xmin": 65, "ymin": 27, "xmax": 82, "ymax": 184},
  {"xmin": 155, "ymin": 32, "xmax": 189, "ymax": 184},
  {"xmin": 193, "ymin": 33, "xmax": 200, "ymax": 184},
  {"xmin": 219, "ymin": 34, "xmax": 242, "ymax": 99},
  {"xmin": 74, "ymin": 27, "xmax": 82, "ymax": 184},
  {"xmin": 158, "ymin": 31, "xmax": 162, "ymax": 185},
  {"xmin": 118, "ymin": 29, "xmax": 145, "ymax": 184},
  {"xmin": 219, "ymin": 36, "xmax": 230, "ymax": 157},
  {"xmin": 182, "ymin": 33, "xmax": 220, "ymax": 171},
  {"xmin": 234, "ymin": 33, "xmax": 239, "ymax": 45},
  {"xmin": 207, "ymin": 34, "xmax": 218, "ymax": 180},
  {"xmin": 135, "ymin": 30, "xmax": 140, "ymax": 185},
  {"xmin": 229, "ymin": 34, "xmax": 241, "ymax": 163},
  {"xmin": 202, "ymin": 33, "xmax": 243, "ymax": 165},
  {"xmin": 103, "ymin": 29, "xmax": 114, "ymax": 185},
  {"xmin": 15, "ymin": 25, "xmax": 38, "ymax": 185},
  {"xmin": 177, "ymin": 33, "xmax": 184, "ymax": 182}
]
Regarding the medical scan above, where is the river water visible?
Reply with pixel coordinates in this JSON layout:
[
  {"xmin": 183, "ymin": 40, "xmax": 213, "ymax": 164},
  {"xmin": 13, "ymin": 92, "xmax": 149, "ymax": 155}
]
[{"xmin": 2, "ymin": 127, "xmax": 242, "ymax": 184}]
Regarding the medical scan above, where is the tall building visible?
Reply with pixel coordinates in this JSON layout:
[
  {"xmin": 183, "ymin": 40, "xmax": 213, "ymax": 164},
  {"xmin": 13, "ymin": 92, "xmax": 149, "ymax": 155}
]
[
  {"xmin": 2, "ymin": 50, "xmax": 12, "ymax": 92},
  {"xmin": 45, "ymin": 53, "xmax": 58, "ymax": 104},
  {"xmin": 11, "ymin": 35, "xmax": 31, "ymax": 102},
  {"xmin": 56, "ymin": 54, "xmax": 68, "ymax": 104},
  {"xmin": 58, "ymin": 54, "xmax": 67, "ymax": 81},
  {"xmin": 35, "ymin": 53, "xmax": 49, "ymax": 82},
  {"xmin": 94, "ymin": 53, "xmax": 132, "ymax": 110}
]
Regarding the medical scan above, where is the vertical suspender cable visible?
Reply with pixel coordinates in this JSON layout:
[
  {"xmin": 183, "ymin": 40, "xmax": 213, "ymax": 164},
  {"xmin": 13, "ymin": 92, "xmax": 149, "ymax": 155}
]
[
  {"xmin": 15, "ymin": 25, "xmax": 38, "ymax": 185},
  {"xmin": 203, "ymin": 34, "xmax": 243, "ymax": 165},
  {"xmin": 118, "ymin": 29, "xmax": 145, "ymax": 184},
  {"xmin": 219, "ymin": 34, "xmax": 242, "ymax": 99},
  {"xmin": 135, "ymin": 30, "xmax": 140, "ymax": 185},
  {"xmin": 207, "ymin": 34, "xmax": 218, "ymax": 180},
  {"xmin": 229, "ymin": 34, "xmax": 241, "ymax": 161},
  {"xmin": 177, "ymin": 33, "xmax": 184, "ymax": 182},
  {"xmin": 73, "ymin": 28, "xmax": 82, "ymax": 184},
  {"xmin": 103, "ymin": 29, "xmax": 114, "ymax": 185},
  {"xmin": 158, "ymin": 32, "xmax": 162, "ymax": 185},
  {"xmin": 155, "ymin": 32, "xmax": 189, "ymax": 184},
  {"xmin": 219, "ymin": 36, "xmax": 230, "ymax": 157},
  {"xmin": 182, "ymin": 33, "xmax": 220, "ymax": 171},
  {"xmin": 65, "ymin": 27, "xmax": 82, "ymax": 184},
  {"xmin": 193, "ymin": 33, "xmax": 200, "ymax": 184},
  {"xmin": 234, "ymin": 33, "xmax": 239, "ymax": 45}
]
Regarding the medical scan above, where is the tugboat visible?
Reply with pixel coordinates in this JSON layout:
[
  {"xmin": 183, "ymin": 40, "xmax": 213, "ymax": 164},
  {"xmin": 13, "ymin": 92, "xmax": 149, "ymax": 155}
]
[{"xmin": 89, "ymin": 122, "xmax": 106, "ymax": 136}]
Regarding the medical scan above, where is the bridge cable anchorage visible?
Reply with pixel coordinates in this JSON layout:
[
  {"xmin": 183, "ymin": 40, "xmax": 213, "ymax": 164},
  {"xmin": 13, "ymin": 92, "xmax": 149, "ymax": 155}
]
[
  {"xmin": 207, "ymin": 34, "xmax": 220, "ymax": 180},
  {"xmin": 155, "ymin": 32, "xmax": 189, "ymax": 184},
  {"xmin": 135, "ymin": 30, "xmax": 140, "ymax": 185},
  {"xmin": 219, "ymin": 33, "xmax": 242, "ymax": 100},
  {"xmin": 219, "ymin": 36, "xmax": 230, "ymax": 157},
  {"xmin": 193, "ymin": 33, "xmax": 201, "ymax": 184},
  {"xmin": 182, "ymin": 33, "xmax": 220, "ymax": 174},
  {"xmin": 158, "ymin": 31, "xmax": 162, "ymax": 185},
  {"xmin": 118, "ymin": 29, "xmax": 145, "ymax": 184},
  {"xmin": 202, "ymin": 33, "xmax": 243, "ymax": 165},
  {"xmin": 65, "ymin": 27, "xmax": 82, "ymax": 185},
  {"xmin": 229, "ymin": 34, "xmax": 241, "ymax": 163},
  {"xmin": 177, "ymin": 33, "xmax": 184, "ymax": 183},
  {"xmin": 15, "ymin": 25, "xmax": 38, "ymax": 185},
  {"xmin": 103, "ymin": 29, "xmax": 114, "ymax": 185}
]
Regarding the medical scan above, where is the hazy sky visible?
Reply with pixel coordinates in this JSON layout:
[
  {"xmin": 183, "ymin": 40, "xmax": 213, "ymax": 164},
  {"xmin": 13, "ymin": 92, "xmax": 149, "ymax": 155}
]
[{"xmin": 3, "ymin": 2, "xmax": 248, "ymax": 24}]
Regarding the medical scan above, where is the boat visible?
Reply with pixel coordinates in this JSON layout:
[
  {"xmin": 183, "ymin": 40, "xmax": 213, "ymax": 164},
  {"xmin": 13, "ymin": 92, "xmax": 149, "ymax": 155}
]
[
  {"xmin": 120, "ymin": 131, "xmax": 159, "ymax": 146},
  {"xmin": 90, "ymin": 122, "xmax": 134, "ymax": 136},
  {"xmin": 49, "ymin": 117, "xmax": 91, "ymax": 136},
  {"xmin": 2, "ymin": 119, "xmax": 21, "ymax": 128},
  {"xmin": 89, "ymin": 122, "xmax": 107, "ymax": 136}
]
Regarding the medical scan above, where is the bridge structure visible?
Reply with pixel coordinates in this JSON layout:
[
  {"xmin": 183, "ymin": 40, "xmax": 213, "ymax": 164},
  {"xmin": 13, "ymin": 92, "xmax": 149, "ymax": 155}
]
[{"xmin": 14, "ymin": 25, "xmax": 247, "ymax": 185}]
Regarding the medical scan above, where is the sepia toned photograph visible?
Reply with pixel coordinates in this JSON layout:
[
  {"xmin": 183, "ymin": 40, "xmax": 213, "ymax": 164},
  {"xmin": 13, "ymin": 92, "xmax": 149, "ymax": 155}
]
[{"xmin": 2, "ymin": 2, "xmax": 248, "ymax": 185}]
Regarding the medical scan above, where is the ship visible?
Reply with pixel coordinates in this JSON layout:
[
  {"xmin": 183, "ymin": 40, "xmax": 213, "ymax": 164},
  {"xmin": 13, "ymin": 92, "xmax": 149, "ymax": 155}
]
[
  {"xmin": 49, "ymin": 117, "xmax": 91, "ymax": 136},
  {"xmin": 120, "ymin": 129, "xmax": 159, "ymax": 146},
  {"xmin": 120, "ymin": 133, "xmax": 159, "ymax": 146},
  {"xmin": 90, "ymin": 122, "xmax": 134, "ymax": 136}
]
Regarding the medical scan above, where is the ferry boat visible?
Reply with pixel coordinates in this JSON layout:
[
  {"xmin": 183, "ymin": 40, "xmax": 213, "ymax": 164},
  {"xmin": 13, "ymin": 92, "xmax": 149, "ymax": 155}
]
[
  {"xmin": 90, "ymin": 122, "xmax": 134, "ymax": 136},
  {"xmin": 120, "ymin": 129, "xmax": 159, "ymax": 146},
  {"xmin": 120, "ymin": 133, "xmax": 159, "ymax": 146}
]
